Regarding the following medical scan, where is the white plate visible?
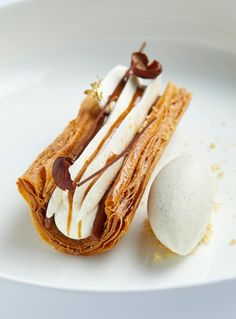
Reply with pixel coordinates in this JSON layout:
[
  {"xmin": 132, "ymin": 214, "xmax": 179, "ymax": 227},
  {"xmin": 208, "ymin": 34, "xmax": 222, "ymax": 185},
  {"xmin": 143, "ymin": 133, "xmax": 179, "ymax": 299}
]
[{"xmin": 0, "ymin": 0, "xmax": 236, "ymax": 292}]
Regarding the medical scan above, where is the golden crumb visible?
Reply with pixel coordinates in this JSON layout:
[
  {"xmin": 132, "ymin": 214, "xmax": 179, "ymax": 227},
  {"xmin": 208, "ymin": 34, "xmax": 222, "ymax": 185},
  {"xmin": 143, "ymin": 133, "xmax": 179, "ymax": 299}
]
[
  {"xmin": 143, "ymin": 219, "xmax": 176, "ymax": 262},
  {"xmin": 229, "ymin": 239, "xmax": 236, "ymax": 246},
  {"xmin": 217, "ymin": 171, "xmax": 224, "ymax": 179},
  {"xmin": 201, "ymin": 224, "xmax": 213, "ymax": 244},
  {"xmin": 189, "ymin": 249, "xmax": 197, "ymax": 255},
  {"xmin": 166, "ymin": 250, "xmax": 176, "ymax": 257},
  {"xmin": 143, "ymin": 220, "xmax": 214, "ymax": 259},
  {"xmin": 211, "ymin": 164, "xmax": 220, "ymax": 172},
  {"xmin": 143, "ymin": 218, "xmax": 153, "ymax": 236},
  {"xmin": 211, "ymin": 163, "xmax": 224, "ymax": 179},
  {"xmin": 154, "ymin": 252, "xmax": 162, "ymax": 261},
  {"xmin": 213, "ymin": 202, "xmax": 221, "ymax": 212},
  {"xmin": 209, "ymin": 143, "xmax": 216, "ymax": 150}
]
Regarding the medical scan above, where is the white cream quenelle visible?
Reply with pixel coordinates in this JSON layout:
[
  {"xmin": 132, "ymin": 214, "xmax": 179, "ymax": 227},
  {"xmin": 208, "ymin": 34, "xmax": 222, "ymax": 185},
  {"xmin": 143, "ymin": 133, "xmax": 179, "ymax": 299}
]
[
  {"xmin": 46, "ymin": 65, "xmax": 162, "ymax": 240},
  {"xmin": 148, "ymin": 155, "xmax": 215, "ymax": 256}
]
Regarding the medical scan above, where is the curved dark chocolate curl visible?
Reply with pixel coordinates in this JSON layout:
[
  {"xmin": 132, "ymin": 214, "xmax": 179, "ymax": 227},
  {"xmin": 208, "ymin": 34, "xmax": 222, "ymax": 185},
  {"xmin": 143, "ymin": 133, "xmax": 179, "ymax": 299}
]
[
  {"xmin": 52, "ymin": 157, "xmax": 73, "ymax": 191},
  {"xmin": 131, "ymin": 52, "xmax": 162, "ymax": 79}
]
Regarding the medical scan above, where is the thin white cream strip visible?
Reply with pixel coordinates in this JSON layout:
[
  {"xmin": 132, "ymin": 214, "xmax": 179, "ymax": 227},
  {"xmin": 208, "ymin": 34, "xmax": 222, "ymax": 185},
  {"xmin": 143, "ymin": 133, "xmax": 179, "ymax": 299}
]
[
  {"xmin": 46, "ymin": 65, "xmax": 129, "ymax": 218},
  {"xmin": 99, "ymin": 65, "xmax": 127, "ymax": 108}
]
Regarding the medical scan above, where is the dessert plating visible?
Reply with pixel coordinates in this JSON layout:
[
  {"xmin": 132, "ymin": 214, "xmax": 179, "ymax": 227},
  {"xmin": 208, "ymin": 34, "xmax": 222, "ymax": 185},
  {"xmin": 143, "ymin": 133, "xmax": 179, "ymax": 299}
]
[{"xmin": 17, "ymin": 45, "xmax": 191, "ymax": 255}]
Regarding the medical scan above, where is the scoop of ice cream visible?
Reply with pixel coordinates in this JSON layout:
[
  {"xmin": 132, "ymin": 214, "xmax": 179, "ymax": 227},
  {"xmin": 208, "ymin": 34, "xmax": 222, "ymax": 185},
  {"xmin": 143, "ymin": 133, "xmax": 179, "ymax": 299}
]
[{"xmin": 147, "ymin": 155, "xmax": 215, "ymax": 256}]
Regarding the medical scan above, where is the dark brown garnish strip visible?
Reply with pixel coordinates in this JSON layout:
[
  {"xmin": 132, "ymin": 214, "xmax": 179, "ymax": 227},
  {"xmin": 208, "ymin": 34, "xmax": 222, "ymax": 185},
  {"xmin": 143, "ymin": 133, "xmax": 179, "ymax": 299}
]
[
  {"xmin": 77, "ymin": 117, "xmax": 157, "ymax": 188},
  {"xmin": 139, "ymin": 42, "xmax": 147, "ymax": 53},
  {"xmin": 76, "ymin": 149, "xmax": 127, "ymax": 188}
]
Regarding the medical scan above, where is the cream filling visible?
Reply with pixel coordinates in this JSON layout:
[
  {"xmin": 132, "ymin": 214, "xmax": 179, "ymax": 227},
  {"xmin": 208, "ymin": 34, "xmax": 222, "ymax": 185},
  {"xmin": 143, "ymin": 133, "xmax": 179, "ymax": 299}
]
[
  {"xmin": 46, "ymin": 65, "xmax": 128, "ymax": 218},
  {"xmin": 99, "ymin": 65, "xmax": 127, "ymax": 108},
  {"xmin": 47, "ymin": 66, "xmax": 162, "ymax": 240}
]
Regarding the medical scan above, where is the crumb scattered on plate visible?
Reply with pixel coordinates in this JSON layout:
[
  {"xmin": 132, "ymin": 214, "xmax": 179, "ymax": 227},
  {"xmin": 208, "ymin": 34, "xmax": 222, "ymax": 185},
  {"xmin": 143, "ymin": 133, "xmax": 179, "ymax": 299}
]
[
  {"xmin": 229, "ymin": 239, "xmax": 236, "ymax": 246},
  {"xmin": 211, "ymin": 164, "xmax": 220, "ymax": 171},
  {"xmin": 143, "ymin": 219, "xmax": 176, "ymax": 262},
  {"xmin": 143, "ymin": 219, "xmax": 213, "ymax": 259},
  {"xmin": 201, "ymin": 224, "xmax": 213, "ymax": 245},
  {"xmin": 211, "ymin": 163, "xmax": 224, "ymax": 179},
  {"xmin": 209, "ymin": 143, "xmax": 216, "ymax": 150},
  {"xmin": 213, "ymin": 202, "xmax": 221, "ymax": 212}
]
